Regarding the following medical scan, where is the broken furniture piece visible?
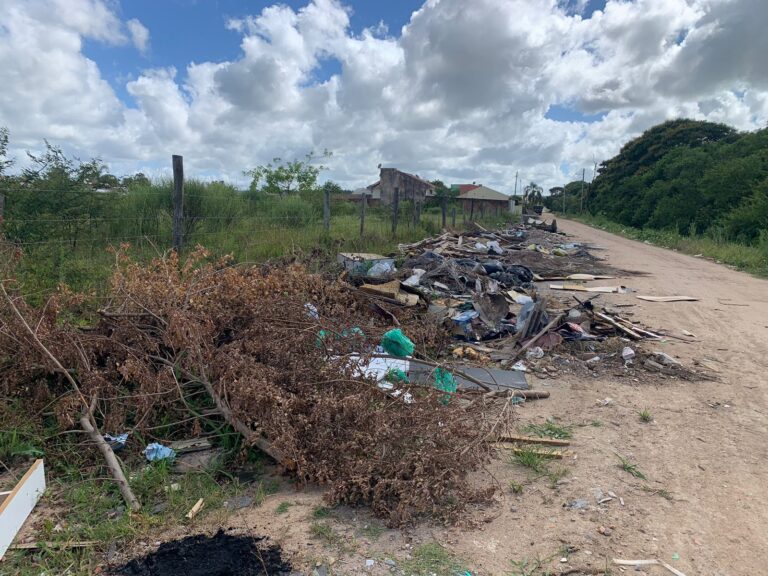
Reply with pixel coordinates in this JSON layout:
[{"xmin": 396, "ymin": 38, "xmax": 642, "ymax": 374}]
[{"xmin": 0, "ymin": 459, "xmax": 46, "ymax": 560}]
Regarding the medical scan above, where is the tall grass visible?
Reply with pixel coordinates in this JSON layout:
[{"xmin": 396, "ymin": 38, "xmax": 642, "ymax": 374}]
[
  {"xmin": 569, "ymin": 213, "xmax": 768, "ymax": 277},
  {"xmin": 4, "ymin": 181, "xmax": 507, "ymax": 299}
]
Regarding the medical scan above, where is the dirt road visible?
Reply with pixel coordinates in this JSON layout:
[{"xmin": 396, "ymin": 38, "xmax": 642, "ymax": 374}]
[{"xmin": 164, "ymin": 219, "xmax": 768, "ymax": 575}]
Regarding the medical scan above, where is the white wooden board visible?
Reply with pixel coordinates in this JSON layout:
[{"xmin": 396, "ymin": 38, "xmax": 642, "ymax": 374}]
[{"xmin": 0, "ymin": 459, "xmax": 46, "ymax": 560}]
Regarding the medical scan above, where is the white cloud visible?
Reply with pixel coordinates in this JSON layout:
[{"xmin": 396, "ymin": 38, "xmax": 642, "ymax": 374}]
[
  {"xmin": 126, "ymin": 18, "xmax": 150, "ymax": 55},
  {"xmin": 0, "ymin": 0, "xmax": 766, "ymax": 190}
]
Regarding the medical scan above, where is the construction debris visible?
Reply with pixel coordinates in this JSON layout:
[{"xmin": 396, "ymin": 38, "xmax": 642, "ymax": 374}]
[{"xmin": 0, "ymin": 459, "xmax": 46, "ymax": 560}]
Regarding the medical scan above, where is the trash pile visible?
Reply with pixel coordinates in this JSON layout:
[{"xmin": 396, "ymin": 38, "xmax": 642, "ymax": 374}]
[
  {"xmin": 340, "ymin": 222, "xmax": 695, "ymax": 381},
  {"xmin": 0, "ymin": 247, "xmax": 507, "ymax": 526}
]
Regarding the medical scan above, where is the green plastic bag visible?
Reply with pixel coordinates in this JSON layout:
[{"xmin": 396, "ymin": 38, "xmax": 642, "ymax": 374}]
[
  {"xmin": 385, "ymin": 368, "xmax": 410, "ymax": 384},
  {"xmin": 380, "ymin": 329, "xmax": 414, "ymax": 357},
  {"xmin": 433, "ymin": 367, "xmax": 457, "ymax": 404}
]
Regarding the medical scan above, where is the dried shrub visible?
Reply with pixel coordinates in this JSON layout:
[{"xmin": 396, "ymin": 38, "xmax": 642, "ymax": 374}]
[{"xmin": 0, "ymin": 245, "xmax": 504, "ymax": 525}]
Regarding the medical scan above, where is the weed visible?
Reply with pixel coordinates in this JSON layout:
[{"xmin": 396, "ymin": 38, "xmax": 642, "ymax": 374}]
[
  {"xmin": 312, "ymin": 505, "xmax": 332, "ymax": 519},
  {"xmin": 591, "ymin": 420, "xmax": 603, "ymax": 427},
  {"xmin": 547, "ymin": 467, "xmax": 568, "ymax": 488},
  {"xmin": 525, "ymin": 420, "xmax": 573, "ymax": 440},
  {"xmin": 0, "ymin": 428, "xmax": 45, "ymax": 461},
  {"xmin": 512, "ymin": 448, "xmax": 550, "ymax": 474},
  {"xmin": 642, "ymin": 486, "xmax": 673, "ymax": 501},
  {"xmin": 359, "ymin": 522, "xmax": 385, "ymax": 540},
  {"xmin": 638, "ymin": 409, "xmax": 653, "ymax": 423},
  {"xmin": 275, "ymin": 501, "xmax": 292, "ymax": 514},
  {"xmin": 508, "ymin": 555, "xmax": 552, "ymax": 576},
  {"xmin": 509, "ymin": 480, "xmax": 524, "ymax": 494},
  {"xmin": 616, "ymin": 455, "xmax": 647, "ymax": 480},
  {"xmin": 310, "ymin": 521, "xmax": 356, "ymax": 554},
  {"xmin": 400, "ymin": 542, "xmax": 464, "ymax": 576}
]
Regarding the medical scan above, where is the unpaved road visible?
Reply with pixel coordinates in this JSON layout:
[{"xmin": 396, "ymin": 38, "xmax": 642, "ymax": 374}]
[{"xmin": 125, "ymin": 220, "xmax": 768, "ymax": 575}]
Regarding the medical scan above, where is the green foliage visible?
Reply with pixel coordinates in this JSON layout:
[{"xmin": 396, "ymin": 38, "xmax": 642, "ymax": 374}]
[
  {"xmin": 400, "ymin": 543, "xmax": 464, "ymax": 576},
  {"xmin": 617, "ymin": 454, "xmax": 647, "ymax": 480},
  {"xmin": 244, "ymin": 151, "xmax": 330, "ymax": 196},
  {"xmin": 580, "ymin": 119, "xmax": 768, "ymax": 244},
  {"xmin": 524, "ymin": 420, "xmax": 573, "ymax": 440}
]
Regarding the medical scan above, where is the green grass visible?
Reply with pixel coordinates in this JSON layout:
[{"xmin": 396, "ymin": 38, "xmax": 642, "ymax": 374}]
[
  {"xmin": 568, "ymin": 213, "xmax": 768, "ymax": 277},
  {"xmin": 616, "ymin": 454, "xmax": 647, "ymax": 480},
  {"xmin": 3, "ymin": 459, "xmax": 276, "ymax": 575},
  {"xmin": 400, "ymin": 542, "xmax": 466, "ymax": 576},
  {"xmin": 275, "ymin": 501, "xmax": 292, "ymax": 514},
  {"xmin": 358, "ymin": 522, "xmax": 385, "ymax": 541},
  {"xmin": 524, "ymin": 420, "xmax": 573, "ymax": 440},
  {"xmin": 638, "ymin": 409, "xmax": 653, "ymax": 423},
  {"xmin": 311, "ymin": 505, "xmax": 332, "ymax": 519},
  {"xmin": 508, "ymin": 555, "xmax": 554, "ymax": 576},
  {"xmin": 509, "ymin": 480, "xmax": 524, "ymax": 494},
  {"xmin": 0, "ymin": 428, "xmax": 45, "ymax": 462},
  {"xmin": 309, "ymin": 521, "xmax": 356, "ymax": 553},
  {"xmin": 512, "ymin": 448, "xmax": 550, "ymax": 474}
]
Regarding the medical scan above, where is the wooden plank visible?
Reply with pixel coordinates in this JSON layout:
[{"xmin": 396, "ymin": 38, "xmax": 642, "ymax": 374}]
[
  {"xmin": 614, "ymin": 559, "xmax": 687, "ymax": 576},
  {"xmin": 10, "ymin": 540, "xmax": 96, "ymax": 551},
  {"xmin": 497, "ymin": 435, "xmax": 571, "ymax": 446},
  {"xmin": 636, "ymin": 295, "xmax": 698, "ymax": 302},
  {"xmin": 0, "ymin": 459, "xmax": 46, "ymax": 560},
  {"xmin": 185, "ymin": 498, "xmax": 205, "ymax": 520}
]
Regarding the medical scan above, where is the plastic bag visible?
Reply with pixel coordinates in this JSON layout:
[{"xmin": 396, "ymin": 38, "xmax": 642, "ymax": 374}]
[
  {"xmin": 433, "ymin": 368, "xmax": 457, "ymax": 404},
  {"xmin": 367, "ymin": 260, "xmax": 396, "ymax": 278},
  {"xmin": 380, "ymin": 328, "xmax": 415, "ymax": 357},
  {"xmin": 143, "ymin": 442, "xmax": 175, "ymax": 462}
]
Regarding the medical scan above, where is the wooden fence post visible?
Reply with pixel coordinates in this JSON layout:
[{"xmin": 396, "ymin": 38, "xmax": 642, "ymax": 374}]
[
  {"xmin": 172, "ymin": 155, "xmax": 184, "ymax": 252},
  {"xmin": 451, "ymin": 207, "xmax": 456, "ymax": 227},
  {"xmin": 391, "ymin": 187, "xmax": 399, "ymax": 235},
  {"xmin": 441, "ymin": 197, "xmax": 447, "ymax": 228},
  {"xmin": 323, "ymin": 186, "xmax": 331, "ymax": 233},
  {"xmin": 360, "ymin": 194, "xmax": 366, "ymax": 237}
]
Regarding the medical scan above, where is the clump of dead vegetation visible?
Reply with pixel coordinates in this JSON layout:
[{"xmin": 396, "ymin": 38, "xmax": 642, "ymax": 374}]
[{"xmin": 0, "ymin": 244, "xmax": 504, "ymax": 525}]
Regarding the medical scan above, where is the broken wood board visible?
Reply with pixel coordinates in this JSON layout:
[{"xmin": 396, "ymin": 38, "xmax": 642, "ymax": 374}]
[
  {"xmin": 494, "ymin": 446, "xmax": 564, "ymax": 459},
  {"xmin": 0, "ymin": 459, "xmax": 46, "ymax": 560},
  {"xmin": 185, "ymin": 498, "xmax": 205, "ymax": 520},
  {"xmin": 550, "ymin": 284, "xmax": 628, "ymax": 293},
  {"xmin": 10, "ymin": 540, "xmax": 96, "ymax": 551},
  {"xmin": 636, "ymin": 295, "xmax": 698, "ymax": 302},
  {"xmin": 497, "ymin": 435, "xmax": 571, "ymax": 447},
  {"xmin": 541, "ymin": 274, "xmax": 615, "ymax": 281},
  {"xmin": 360, "ymin": 281, "xmax": 419, "ymax": 306}
]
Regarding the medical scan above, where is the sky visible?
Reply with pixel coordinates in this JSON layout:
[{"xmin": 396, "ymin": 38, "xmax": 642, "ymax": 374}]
[{"xmin": 0, "ymin": 0, "xmax": 767, "ymax": 192}]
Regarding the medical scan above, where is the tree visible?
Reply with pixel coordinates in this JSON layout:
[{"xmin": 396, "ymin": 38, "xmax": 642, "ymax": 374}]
[
  {"xmin": 523, "ymin": 182, "xmax": 543, "ymax": 210},
  {"xmin": 0, "ymin": 127, "xmax": 13, "ymax": 178},
  {"xmin": 244, "ymin": 151, "xmax": 331, "ymax": 196},
  {"xmin": 430, "ymin": 179, "xmax": 458, "ymax": 199},
  {"xmin": 121, "ymin": 173, "xmax": 151, "ymax": 188}
]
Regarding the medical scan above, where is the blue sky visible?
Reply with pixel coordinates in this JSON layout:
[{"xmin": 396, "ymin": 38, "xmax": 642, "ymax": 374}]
[
  {"xmin": 86, "ymin": 0, "xmax": 608, "ymax": 122},
  {"xmin": 2, "ymin": 0, "xmax": 764, "ymax": 190},
  {"xmin": 86, "ymin": 0, "xmax": 426, "ymax": 108}
]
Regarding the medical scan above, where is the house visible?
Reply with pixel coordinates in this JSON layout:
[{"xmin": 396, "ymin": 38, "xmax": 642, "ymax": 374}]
[
  {"xmin": 458, "ymin": 185, "xmax": 515, "ymax": 218},
  {"xmin": 349, "ymin": 181, "xmax": 382, "ymax": 206},
  {"xmin": 378, "ymin": 168, "xmax": 435, "ymax": 206}
]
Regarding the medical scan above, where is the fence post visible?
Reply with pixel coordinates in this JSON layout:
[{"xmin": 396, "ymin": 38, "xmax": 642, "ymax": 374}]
[
  {"xmin": 323, "ymin": 186, "xmax": 331, "ymax": 233},
  {"xmin": 391, "ymin": 187, "xmax": 399, "ymax": 235},
  {"xmin": 441, "ymin": 197, "xmax": 447, "ymax": 228},
  {"xmin": 172, "ymin": 155, "xmax": 184, "ymax": 252},
  {"xmin": 360, "ymin": 194, "xmax": 366, "ymax": 237},
  {"xmin": 452, "ymin": 207, "xmax": 457, "ymax": 227}
]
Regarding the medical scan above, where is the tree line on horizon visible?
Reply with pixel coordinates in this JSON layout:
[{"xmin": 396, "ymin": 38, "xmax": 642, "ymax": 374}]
[{"xmin": 546, "ymin": 119, "xmax": 768, "ymax": 247}]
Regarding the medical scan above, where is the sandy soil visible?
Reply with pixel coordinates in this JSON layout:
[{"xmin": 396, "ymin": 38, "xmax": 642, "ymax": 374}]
[
  {"xmin": 188, "ymin": 219, "xmax": 768, "ymax": 575},
  {"xmin": 17, "ymin": 219, "xmax": 768, "ymax": 575}
]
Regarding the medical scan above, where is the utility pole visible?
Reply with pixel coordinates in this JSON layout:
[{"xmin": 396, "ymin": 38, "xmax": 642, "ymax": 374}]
[{"xmin": 580, "ymin": 168, "xmax": 585, "ymax": 214}]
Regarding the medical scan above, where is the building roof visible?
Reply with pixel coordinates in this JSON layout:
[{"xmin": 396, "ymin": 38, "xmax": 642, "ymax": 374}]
[
  {"xmin": 453, "ymin": 184, "xmax": 480, "ymax": 194},
  {"xmin": 458, "ymin": 185, "xmax": 510, "ymax": 201}
]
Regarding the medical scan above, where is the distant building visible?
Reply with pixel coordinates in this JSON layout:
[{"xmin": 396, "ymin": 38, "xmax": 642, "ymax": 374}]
[
  {"xmin": 458, "ymin": 185, "xmax": 515, "ymax": 218},
  {"xmin": 350, "ymin": 181, "xmax": 382, "ymax": 205},
  {"xmin": 378, "ymin": 168, "xmax": 435, "ymax": 206}
]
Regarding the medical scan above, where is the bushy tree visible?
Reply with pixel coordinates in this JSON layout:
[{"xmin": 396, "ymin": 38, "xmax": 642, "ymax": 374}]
[{"xmin": 245, "ymin": 151, "xmax": 331, "ymax": 196}]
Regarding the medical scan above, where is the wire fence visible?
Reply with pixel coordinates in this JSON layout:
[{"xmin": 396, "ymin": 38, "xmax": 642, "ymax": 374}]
[{"xmin": 0, "ymin": 181, "xmax": 514, "ymax": 301}]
